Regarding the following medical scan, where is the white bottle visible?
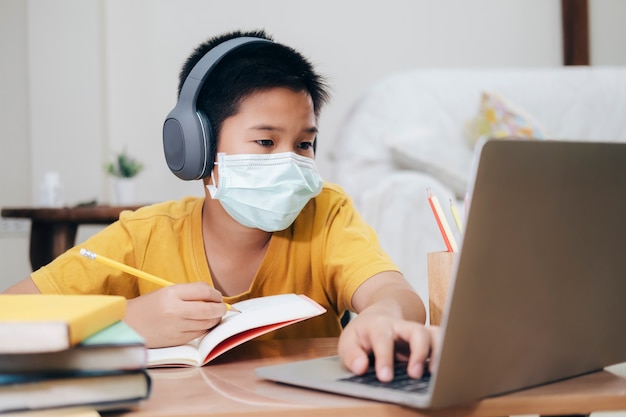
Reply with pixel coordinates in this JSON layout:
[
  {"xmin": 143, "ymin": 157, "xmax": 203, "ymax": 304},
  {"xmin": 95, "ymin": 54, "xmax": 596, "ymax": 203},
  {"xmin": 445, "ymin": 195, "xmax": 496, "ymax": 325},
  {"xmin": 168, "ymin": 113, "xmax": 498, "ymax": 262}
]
[{"xmin": 39, "ymin": 171, "xmax": 65, "ymax": 207}]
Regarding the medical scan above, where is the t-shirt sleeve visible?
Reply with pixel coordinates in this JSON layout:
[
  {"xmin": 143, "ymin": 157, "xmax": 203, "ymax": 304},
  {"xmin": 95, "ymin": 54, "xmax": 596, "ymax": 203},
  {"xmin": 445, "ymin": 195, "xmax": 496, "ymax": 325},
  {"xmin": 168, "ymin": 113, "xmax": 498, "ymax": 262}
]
[
  {"xmin": 315, "ymin": 185, "xmax": 400, "ymax": 313},
  {"xmin": 31, "ymin": 218, "xmax": 140, "ymax": 298}
]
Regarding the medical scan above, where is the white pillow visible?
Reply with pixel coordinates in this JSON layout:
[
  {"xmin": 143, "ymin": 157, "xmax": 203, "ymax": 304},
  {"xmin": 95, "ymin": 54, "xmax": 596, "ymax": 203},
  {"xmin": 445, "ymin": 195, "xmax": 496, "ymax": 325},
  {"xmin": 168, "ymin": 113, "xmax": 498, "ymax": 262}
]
[{"xmin": 385, "ymin": 127, "xmax": 473, "ymax": 199}]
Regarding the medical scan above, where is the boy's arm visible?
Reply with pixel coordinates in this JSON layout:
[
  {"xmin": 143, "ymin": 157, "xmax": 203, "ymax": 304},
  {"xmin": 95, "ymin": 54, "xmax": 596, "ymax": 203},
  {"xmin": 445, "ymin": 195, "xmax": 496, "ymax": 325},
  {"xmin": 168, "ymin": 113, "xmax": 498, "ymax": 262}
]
[
  {"xmin": 337, "ymin": 271, "xmax": 441, "ymax": 382},
  {"xmin": 3, "ymin": 277, "xmax": 41, "ymax": 294}
]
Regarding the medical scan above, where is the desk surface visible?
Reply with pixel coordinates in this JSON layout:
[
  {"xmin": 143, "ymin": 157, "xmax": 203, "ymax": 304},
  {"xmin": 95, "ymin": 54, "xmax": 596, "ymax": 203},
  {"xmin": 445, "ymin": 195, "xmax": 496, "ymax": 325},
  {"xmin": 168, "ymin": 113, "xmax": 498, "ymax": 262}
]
[{"xmin": 113, "ymin": 338, "xmax": 626, "ymax": 417}]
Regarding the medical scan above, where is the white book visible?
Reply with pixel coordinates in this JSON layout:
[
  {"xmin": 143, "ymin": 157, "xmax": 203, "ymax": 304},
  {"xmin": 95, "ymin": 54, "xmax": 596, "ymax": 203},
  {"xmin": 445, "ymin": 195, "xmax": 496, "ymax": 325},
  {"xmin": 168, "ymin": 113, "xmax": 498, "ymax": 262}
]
[{"xmin": 147, "ymin": 293, "xmax": 326, "ymax": 367}]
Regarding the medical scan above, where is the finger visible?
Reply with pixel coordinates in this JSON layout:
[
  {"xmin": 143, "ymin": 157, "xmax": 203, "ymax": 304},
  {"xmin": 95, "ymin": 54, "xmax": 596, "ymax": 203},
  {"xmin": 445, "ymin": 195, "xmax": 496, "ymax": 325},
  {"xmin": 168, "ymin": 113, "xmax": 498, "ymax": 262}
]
[
  {"xmin": 367, "ymin": 327, "xmax": 396, "ymax": 382},
  {"xmin": 178, "ymin": 298, "xmax": 228, "ymax": 323},
  {"xmin": 389, "ymin": 321, "xmax": 431, "ymax": 379},
  {"xmin": 407, "ymin": 327, "xmax": 432, "ymax": 379},
  {"xmin": 181, "ymin": 328, "xmax": 210, "ymax": 342},
  {"xmin": 171, "ymin": 282, "xmax": 224, "ymax": 303},
  {"xmin": 154, "ymin": 286, "xmax": 227, "ymax": 324},
  {"xmin": 426, "ymin": 325, "xmax": 443, "ymax": 374},
  {"xmin": 337, "ymin": 328, "xmax": 372, "ymax": 376},
  {"xmin": 164, "ymin": 283, "xmax": 228, "ymax": 320}
]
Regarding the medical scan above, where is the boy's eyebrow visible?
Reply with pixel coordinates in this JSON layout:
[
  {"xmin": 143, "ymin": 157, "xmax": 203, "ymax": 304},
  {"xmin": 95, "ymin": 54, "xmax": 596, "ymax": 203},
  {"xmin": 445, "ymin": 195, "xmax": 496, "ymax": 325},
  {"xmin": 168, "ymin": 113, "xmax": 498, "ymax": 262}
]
[{"xmin": 249, "ymin": 124, "xmax": 319, "ymax": 134}]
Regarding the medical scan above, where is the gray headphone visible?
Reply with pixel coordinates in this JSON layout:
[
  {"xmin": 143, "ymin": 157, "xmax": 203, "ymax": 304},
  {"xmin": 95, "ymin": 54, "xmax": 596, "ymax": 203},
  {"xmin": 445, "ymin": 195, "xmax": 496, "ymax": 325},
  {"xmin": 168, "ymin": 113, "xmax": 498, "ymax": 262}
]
[{"xmin": 163, "ymin": 37, "xmax": 272, "ymax": 180}]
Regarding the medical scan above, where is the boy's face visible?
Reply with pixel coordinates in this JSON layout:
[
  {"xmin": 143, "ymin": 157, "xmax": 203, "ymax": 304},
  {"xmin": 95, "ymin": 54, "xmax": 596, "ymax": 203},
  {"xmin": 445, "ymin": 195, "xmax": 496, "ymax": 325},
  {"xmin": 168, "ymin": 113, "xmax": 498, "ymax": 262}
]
[{"xmin": 216, "ymin": 87, "xmax": 317, "ymax": 160}]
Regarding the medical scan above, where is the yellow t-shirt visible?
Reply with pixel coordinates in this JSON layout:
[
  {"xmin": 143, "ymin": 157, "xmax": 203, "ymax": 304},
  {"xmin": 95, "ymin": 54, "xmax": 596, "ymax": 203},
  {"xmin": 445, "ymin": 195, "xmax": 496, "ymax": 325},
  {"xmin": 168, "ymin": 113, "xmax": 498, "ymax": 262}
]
[{"xmin": 32, "ymin": 183, "xmax": 399, "ymax": 338}]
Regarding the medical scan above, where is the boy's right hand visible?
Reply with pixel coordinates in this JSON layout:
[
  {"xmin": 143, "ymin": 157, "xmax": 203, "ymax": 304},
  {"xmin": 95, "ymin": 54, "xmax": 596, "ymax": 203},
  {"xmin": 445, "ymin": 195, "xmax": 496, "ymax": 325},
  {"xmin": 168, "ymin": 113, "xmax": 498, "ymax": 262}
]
[{"xmin": 124, "ymin": 282, "xmax": 227, "ymax": 348}]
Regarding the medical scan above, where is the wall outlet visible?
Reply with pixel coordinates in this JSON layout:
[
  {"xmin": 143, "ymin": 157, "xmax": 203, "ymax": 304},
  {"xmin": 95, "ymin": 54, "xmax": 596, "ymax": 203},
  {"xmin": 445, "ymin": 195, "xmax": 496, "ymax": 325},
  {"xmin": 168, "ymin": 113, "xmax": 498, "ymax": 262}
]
[{"xmin": 0, "ymin": 218, "xmax": 30, "ymax": 236}]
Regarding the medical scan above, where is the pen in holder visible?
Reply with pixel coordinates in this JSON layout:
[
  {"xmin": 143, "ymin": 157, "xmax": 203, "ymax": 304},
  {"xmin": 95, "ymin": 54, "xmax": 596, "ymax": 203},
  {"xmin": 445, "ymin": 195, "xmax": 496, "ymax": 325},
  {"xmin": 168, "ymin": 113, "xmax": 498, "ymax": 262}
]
[{"xmin": 427, "ymin": 251, "xmax": 458, "ymax": 326}]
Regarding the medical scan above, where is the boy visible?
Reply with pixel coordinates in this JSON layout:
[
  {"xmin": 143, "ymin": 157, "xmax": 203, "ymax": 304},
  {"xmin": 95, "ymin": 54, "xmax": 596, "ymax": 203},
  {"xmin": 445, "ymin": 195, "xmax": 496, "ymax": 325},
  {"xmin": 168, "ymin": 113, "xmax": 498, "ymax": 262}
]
[{"xmin": 4, "ymin": 30, "xmax": 438, "ymax": 382}]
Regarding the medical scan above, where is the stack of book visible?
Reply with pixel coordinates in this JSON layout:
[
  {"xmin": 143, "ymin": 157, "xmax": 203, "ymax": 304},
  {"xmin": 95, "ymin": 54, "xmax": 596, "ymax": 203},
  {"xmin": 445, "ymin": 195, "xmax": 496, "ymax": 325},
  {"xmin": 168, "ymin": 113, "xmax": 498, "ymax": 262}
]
[{"xmin": 0, "ymin": 294, "xmax": 150, "ymax": 414}]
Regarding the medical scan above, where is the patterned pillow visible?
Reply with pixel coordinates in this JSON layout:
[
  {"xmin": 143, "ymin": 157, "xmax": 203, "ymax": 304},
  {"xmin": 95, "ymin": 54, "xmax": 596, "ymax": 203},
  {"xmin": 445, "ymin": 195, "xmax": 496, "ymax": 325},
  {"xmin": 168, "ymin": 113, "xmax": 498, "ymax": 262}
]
[{"xmin": 464, "ymin": 91, "xmax": 550, "ymax": 147}]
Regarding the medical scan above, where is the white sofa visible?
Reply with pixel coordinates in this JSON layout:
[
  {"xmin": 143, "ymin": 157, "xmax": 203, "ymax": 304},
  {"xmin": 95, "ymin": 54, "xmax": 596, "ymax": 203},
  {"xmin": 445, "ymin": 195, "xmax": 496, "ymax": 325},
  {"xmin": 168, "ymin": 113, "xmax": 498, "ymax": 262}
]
[{"xmin": 330, "ymin": 67, "xmax": 626, "ymax": 309}]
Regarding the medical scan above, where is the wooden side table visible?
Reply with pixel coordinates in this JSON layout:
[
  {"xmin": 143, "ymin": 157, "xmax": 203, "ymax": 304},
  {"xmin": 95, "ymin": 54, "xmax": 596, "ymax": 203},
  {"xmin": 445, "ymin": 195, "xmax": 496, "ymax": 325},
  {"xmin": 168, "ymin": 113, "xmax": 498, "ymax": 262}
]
[{"xmin": 1, "ymin": 205, "xmax": 143, "ymax": 270}]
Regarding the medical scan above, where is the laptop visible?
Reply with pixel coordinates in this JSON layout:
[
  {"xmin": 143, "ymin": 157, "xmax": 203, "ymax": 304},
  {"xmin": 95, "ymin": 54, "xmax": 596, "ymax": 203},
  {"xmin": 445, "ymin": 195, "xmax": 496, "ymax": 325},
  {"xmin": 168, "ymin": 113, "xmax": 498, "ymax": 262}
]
[{"xmin": 255, "ymin": 138, "xmax": 626, "ymax": 409}]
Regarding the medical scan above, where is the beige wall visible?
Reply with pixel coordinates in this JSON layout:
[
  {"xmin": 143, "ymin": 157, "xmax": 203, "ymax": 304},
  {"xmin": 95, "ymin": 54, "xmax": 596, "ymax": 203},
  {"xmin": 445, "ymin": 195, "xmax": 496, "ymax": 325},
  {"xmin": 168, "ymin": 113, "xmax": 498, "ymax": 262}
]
[
  {"xmin": 1, "ymin": 0, "xmax": 625, "ymax": 290},
  {"xmin": 0, "ymin": 0, "xmax": 31, "ymax": 287}
]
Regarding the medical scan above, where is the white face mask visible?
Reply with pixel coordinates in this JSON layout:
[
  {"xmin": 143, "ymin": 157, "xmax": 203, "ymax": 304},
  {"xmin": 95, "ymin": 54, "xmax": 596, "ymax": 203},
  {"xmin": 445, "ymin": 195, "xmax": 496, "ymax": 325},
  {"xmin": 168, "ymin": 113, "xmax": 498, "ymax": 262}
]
[{"xmin": 206, "ymin": 152, "xmax": 323, "ymax": 232}]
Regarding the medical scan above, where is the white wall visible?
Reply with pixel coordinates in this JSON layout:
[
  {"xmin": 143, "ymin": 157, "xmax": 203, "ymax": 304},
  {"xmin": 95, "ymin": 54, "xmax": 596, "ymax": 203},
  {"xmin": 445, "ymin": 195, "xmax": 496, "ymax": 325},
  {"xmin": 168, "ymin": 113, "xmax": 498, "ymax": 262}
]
[{"xmin": 1, "ymin": 0, "xmax": 625, "ymax": 291}]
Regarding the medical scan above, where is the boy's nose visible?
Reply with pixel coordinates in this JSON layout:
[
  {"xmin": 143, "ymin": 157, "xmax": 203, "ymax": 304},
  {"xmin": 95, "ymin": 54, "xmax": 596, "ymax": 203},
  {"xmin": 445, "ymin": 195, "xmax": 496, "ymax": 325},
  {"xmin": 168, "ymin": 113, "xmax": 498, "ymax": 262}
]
[{"xmin": 274, "ymin": 145, "xmax": 295, "ymax": 154}]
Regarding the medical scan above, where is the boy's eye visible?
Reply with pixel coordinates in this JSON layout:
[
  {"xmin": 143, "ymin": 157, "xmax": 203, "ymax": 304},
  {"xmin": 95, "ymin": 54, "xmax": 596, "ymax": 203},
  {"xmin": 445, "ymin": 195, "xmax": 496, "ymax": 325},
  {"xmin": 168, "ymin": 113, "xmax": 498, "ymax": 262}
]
[
  {"xmin": 298, "ymin": 142, "xmax": 314, "ymax": 150},
  {"xmin": 256, "ymin": 139, "xmax": 274, "ymax": 147}
]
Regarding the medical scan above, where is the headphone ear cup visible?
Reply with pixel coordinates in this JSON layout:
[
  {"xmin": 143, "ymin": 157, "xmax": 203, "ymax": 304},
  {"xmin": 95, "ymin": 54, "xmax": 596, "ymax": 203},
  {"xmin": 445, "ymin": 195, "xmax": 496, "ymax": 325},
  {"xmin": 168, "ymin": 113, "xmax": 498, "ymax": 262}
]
[
  {"xmin": 164, "ymin": 37, "xmax": 272, "ymax": 180},
  {"xmin": 163, "ymin": 106, "xmax": 211, "ymax": 180}
]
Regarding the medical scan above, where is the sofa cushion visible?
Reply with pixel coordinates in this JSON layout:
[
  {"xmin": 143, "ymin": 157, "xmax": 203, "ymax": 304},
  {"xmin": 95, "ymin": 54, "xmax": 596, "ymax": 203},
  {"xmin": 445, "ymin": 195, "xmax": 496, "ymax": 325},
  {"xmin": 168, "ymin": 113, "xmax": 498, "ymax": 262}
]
[{"xmin": 332, "ymin": 66, "xmax": 626, "ymax": 299}]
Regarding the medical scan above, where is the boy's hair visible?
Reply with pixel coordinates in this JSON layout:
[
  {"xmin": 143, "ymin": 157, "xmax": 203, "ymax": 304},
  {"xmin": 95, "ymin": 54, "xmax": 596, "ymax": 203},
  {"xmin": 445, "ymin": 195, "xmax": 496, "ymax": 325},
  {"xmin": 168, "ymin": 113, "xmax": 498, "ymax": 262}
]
[{"xmin": 178, "ymin": 29, "xmax": 330, "ymax": 152}]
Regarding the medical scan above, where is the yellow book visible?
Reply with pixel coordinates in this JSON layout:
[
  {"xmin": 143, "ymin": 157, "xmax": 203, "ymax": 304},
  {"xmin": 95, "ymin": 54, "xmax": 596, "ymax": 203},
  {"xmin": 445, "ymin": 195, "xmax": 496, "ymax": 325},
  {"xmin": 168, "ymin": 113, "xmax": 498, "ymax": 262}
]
[{"xmin": 0, "ymin": 294, "xmax": 126, "ymax": 354}]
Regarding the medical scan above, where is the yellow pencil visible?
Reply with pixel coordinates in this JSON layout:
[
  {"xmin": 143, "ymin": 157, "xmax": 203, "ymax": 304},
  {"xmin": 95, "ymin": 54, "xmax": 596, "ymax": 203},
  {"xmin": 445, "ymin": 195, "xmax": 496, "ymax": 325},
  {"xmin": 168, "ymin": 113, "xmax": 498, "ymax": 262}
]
[
  {"xmin": 449, "ymin": 199, "xmax": 463, "ymax": 234},
  {"xmin": 79, "ymin": 248, "xmax": 238, "ymax": 312}
]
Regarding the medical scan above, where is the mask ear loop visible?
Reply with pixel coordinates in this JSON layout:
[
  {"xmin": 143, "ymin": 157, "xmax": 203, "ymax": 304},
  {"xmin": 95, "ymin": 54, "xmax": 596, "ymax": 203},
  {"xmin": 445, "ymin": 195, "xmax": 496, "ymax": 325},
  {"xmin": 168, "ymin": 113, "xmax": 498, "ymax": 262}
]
[
  {"xmin": 209, "ymin": 153, "xmax": 222, "ymax": 188},
  {"xmin": 206, "ymin": 161, "xmax": 220, "ymax": 199}
]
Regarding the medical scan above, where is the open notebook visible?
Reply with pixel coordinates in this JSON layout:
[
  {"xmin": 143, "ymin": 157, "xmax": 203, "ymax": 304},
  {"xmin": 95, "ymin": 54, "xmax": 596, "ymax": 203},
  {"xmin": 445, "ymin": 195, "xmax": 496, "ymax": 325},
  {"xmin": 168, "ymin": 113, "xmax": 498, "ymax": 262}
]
[{"xmin": 256, "ymin": 138, "xmax": 626, "ymax": 409}]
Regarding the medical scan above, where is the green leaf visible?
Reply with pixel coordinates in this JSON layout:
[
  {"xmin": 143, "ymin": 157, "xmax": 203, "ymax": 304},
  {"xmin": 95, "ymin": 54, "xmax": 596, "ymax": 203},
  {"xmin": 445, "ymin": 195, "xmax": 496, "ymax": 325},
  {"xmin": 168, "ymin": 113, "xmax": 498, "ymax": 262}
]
[{"xmin": 104, "ymin": 150, "xmax": 144, "ymax": 178}]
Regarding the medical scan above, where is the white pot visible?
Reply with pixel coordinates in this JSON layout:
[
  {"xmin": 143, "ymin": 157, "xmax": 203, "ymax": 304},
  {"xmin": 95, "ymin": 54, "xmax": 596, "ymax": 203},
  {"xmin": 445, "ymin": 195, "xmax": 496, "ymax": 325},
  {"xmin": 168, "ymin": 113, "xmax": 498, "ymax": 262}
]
[{"xmin": 115, "ymin": 178, "xmax": 136, "ymax": 206}]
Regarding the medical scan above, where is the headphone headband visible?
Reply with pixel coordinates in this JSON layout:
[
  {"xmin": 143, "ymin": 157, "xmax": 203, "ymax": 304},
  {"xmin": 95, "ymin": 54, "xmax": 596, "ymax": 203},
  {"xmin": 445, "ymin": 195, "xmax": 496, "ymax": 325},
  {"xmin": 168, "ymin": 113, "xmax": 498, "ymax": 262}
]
[{"xmin": 163, "ymin": 37, "xmax": 273, "ymax": 180}]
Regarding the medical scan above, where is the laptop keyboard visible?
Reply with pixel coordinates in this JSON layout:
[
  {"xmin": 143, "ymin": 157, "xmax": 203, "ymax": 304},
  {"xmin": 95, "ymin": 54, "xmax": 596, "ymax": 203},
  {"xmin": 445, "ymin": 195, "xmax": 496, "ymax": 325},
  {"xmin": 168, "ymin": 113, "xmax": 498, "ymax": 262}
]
[{"xmin": 340, "ymin": 362, "xmax": 431, "ymax": 393}]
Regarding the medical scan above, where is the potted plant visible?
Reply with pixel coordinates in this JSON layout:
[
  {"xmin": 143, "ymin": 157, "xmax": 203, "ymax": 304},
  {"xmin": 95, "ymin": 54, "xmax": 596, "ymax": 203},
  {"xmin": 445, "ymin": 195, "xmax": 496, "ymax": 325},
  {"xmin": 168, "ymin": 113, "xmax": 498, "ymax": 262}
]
[{"xmin": 104, "ymin": 151, "xmax": 144, "ymax": 205}]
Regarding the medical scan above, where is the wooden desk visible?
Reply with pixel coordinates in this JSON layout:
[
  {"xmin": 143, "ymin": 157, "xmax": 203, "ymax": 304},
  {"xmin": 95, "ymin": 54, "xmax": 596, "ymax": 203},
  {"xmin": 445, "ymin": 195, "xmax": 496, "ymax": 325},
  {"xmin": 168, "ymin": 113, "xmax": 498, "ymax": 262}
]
[
  {"xmin": 114, "ymin": 338, "xmax": 626, "ymax": 417},
  {"xmin": 1, "ymin": 205, "xmax": 142, "ymax": 270}
]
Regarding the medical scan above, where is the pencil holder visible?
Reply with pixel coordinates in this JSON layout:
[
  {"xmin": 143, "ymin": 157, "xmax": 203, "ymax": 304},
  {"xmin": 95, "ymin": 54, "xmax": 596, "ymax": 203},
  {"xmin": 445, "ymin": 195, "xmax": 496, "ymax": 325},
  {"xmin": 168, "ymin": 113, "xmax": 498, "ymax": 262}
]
[{"xmin": 427, "ymin": 251, "xmax": 458, "ymax": 326}]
